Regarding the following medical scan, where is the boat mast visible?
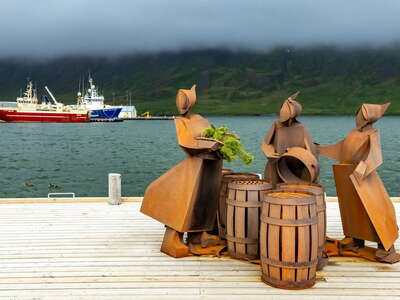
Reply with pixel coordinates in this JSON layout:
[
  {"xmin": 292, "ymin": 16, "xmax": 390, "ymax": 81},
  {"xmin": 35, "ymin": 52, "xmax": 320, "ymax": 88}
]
[{"xmin": 44, "ymin": 86, "xmax": 59, "ymax": 105}]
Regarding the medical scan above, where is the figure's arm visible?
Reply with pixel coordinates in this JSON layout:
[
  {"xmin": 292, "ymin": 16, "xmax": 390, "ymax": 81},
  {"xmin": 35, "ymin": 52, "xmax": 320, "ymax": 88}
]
[
  {"xmin": 353, "ymin": 130, "xmax": 383, "ymax": 180},
  {"xmin": 318, "ymin": 138, "xmax": 345, "ymax": 161},
  {"xmin": 175, "ymin": 118, "xmax": 221, "ymax": 152},
  {"xmin": 303, "ymin": 127, "xmax": 319, "ymax": 158},
  {"xmin": 261, "ymin": 122, "xmax": 279, "ymax": 158}
]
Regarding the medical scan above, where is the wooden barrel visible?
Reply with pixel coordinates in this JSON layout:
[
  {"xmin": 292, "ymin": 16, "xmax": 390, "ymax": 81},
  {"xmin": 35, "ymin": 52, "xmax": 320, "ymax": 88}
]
[
  {"xmin": 277, "ymin": 183, "xmax": 327, "ymax": 270},
  {"xmin": 226, "ymin": 180, "xmax": 271, "ymax": 260},
  {"xmin": 261, "ymin": 190, "xmax": 318, "ymax": 289},
  {"xmin": 218, "ymin": 173, "xmax": 260, "ymax": 238}
]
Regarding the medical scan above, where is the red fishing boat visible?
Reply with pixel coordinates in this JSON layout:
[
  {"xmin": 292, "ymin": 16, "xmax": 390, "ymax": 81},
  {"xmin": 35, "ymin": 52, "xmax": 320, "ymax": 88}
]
[{"xmin": 0, "ymin": 82, "xmax": 89, "ymax": 123}]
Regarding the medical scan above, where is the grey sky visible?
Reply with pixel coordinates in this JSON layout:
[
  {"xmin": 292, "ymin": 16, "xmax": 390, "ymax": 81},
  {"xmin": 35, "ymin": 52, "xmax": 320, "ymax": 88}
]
[{"xmin": 1, "ymin": 0, "xmax": 400, "ymax": 57}]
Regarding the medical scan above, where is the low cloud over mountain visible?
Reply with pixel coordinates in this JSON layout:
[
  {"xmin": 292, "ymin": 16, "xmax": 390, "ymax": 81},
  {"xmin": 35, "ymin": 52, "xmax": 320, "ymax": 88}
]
[{"xmin": 1, "ymin": 0, "xmax": 400, "ymax": 57}]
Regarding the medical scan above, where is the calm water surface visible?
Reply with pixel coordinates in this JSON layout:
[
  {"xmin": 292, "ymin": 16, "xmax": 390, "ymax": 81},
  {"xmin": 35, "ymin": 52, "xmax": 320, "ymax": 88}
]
[{"xmin": 0, "ymin": 116, "xmax": 399, "ymax": 197}]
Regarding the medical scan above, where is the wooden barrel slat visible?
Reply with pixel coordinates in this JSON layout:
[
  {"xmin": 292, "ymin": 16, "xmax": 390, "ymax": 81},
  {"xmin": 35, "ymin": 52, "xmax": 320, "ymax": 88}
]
[
  {"xmin": 226, "ymin": 180, "xmax": 272, "ymax": 260},
  {"xmin": 282, "ymin": 205, "xmax": 296, "ymax": 281},
  {"xmin": 226, "ymin": 188, "xmax": 236, "ymax": 252},
  {"xmin": 309, "ymin": 203, "xmax": 318, "ymax": 280},
  {"xmin": 297, "ymin": 204, "xmax": 310, "ymax": 282},
  {"xmin": 267, "ymin": 204, "xmax": 281, "ymax": 279},
  {"xmin": 277, "ymin": 183, "xmax": 327, "ymax": 270},
  {"xmin": 261, "ymin": 191, "xmax": 318, "ymax": 290},
  {"xmin": 235, "ymin": 189, "xmax": 246, "ymax": 256},
  {"xmin": 246, "ymin": 190, "xmax": 259, "ymax": 258},
  {"xmin": 218, "ymin": 173, "xmax": 260, "ymax": 238}
]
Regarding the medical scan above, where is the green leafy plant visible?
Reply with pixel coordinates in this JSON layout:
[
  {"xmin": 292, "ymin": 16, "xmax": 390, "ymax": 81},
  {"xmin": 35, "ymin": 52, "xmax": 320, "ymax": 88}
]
[{"xmin": 203, "ymin": 124, "xmax": 254, "ymax": 165}]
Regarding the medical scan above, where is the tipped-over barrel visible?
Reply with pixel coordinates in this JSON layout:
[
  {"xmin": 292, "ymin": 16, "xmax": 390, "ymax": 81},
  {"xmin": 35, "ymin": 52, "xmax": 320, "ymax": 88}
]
[{"xmin": 277, "ymin": 147, "xmax": 319, "ymax": 184}]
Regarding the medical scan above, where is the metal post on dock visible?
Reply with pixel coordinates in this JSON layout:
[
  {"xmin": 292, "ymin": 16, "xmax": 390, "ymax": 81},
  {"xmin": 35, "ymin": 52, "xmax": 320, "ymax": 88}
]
[{"xmin": 108, "ymin": 173, "xmax": 121, "ymax": 205}]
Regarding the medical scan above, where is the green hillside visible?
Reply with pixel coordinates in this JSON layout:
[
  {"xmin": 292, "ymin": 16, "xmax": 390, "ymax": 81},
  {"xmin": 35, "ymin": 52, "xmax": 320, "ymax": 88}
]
[{"xmin": 0, "ymin": 47, "xmax": 399, "ymax": 115}]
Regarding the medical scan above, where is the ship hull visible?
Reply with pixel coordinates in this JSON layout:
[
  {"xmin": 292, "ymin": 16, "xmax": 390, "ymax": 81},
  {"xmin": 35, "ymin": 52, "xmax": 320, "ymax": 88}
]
[
  {"xmin": 89, "ymin": 108, "xmax": 122, "ymax": 120},
  {"xmin": 0, "ymin": 109, "xmax": 89, "ymax": 123}
]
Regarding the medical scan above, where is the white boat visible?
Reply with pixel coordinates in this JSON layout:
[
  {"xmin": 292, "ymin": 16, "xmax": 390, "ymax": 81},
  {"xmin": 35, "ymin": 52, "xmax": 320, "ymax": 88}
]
[
  {"xmin": 73, "ymin": 76, "xmax": 123, "ymax": 120},
  {"xmin": 0, "ymin": 81, "xmax": 89, "ymax": 123}
]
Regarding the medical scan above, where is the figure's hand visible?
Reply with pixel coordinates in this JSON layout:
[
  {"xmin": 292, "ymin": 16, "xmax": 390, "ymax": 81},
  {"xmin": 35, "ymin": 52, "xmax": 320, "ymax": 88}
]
[
  {"xmin": 269, "ymin": 152, "xmax": 281, "ymax": 159},
  {"xmin": 195, "ymin": 137, "xmax": 223, "ymax": 151},
  {"xmin": 262, "ymin": 144, "xmax": 279, "ymax": 159}
]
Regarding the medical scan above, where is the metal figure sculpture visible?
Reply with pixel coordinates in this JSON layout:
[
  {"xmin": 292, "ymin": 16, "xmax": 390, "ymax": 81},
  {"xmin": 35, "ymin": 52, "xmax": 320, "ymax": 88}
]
[
  {"xmin": 140, "ymin": 85, "xmax": 223, "ymax": 258},
  {"xmin": 261, "ymin": 92, "xmax": 319, "ymax": 186},
  {"xmin": 319, "ymin": 103, "xmax": 400, "ymax": 263}
]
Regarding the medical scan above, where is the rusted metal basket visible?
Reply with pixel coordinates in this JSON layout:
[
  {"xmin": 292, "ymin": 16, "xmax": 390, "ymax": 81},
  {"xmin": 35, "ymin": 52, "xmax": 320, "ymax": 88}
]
[
  {"xmin": 277, "ymin": 147, "xmax": 319, "ymax": 184},
  {"xmin": 261, "ymin": 190, "xmax": 318, "ymax": 289},
  {"xmin": 218, "ymin": 172, "xmax": 260, "ymax": 238},
  {"xmin": 226, "ymin": 180, "xmax": 272, "ymax": 260},
  {"xmin": 277, "ymin": 183, "xmax": 327, "ymax": 270}
]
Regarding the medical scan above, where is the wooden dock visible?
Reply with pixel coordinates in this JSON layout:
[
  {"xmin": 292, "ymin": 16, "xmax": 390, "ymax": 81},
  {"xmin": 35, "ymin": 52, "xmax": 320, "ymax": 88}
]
[{"xmin": 0, "ymin": 201, "xmax": 399, "ymax": 299}]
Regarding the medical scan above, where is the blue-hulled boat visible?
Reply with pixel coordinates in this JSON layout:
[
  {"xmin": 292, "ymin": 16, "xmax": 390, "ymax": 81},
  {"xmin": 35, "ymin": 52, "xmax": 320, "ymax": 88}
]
[
  {"xmin": 89, "ymin": 107, "xmax": 122, "ymax": 119},
  {"xmin": 73, "ymin": 76, "xmax": 123, "ymax": 121}
]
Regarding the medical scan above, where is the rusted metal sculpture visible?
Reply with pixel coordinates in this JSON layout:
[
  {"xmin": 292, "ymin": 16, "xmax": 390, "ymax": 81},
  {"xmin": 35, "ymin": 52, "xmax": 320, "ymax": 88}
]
[
  {"xmin": 319, "ymin": 103, "xmax": 400, "ymax": 263},
  {"xmin": 226, "ymin": 180, "xmax": 272, "ymax": 260},
  {"xmin": 261, "ymin": 92, "xmax": 319, "ymax": 187},
  {"xmin": 140, "ymin": 85, "xmax": 223, "ymax": 258},
  {"xmin": 261, "ymin": 190, "xmax": 318, "ymax": 289}
]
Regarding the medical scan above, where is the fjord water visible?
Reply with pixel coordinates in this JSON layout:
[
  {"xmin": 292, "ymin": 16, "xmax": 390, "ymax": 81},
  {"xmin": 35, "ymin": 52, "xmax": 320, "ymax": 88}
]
[{"xmin": 0, "ymin": 116, "xmax": 399, "ymax": 198}]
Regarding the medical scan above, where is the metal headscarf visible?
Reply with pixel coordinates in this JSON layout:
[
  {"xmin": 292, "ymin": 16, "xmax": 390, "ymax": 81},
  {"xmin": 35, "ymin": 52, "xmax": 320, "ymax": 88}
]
[
  {"xmin": 356, "ymin": 103, "xmax": 390, "ymax": 129},
  {"xmin": 279, "ymin": 91, "xmax": 302, "ymax": 123},
  {"xmin": 176, "ymin": 85, "xmax": 197, "ymax": 115}
]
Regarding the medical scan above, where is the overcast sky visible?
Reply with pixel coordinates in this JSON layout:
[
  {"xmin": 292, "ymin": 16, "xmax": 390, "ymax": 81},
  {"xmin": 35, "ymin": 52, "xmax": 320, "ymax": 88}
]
[{"xmin": 1, "ymin": 0, "xmax": 400, "ymax": 57}]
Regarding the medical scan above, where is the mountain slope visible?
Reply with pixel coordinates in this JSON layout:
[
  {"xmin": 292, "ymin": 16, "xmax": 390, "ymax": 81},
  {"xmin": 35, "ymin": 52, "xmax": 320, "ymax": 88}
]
[{"xmin": 0, "ymin": 47, "xmax": 399, "ymax": 115}]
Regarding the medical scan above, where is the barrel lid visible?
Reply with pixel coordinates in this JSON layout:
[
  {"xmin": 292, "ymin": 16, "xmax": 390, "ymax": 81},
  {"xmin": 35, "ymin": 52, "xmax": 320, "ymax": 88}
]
[
  {"xmin": 228, "ymin": 180, "xmax": 271, "ymax": 191},
  {"xmin": 223, "ymin": 172, "xmax": 259, "ymax": 179},
  {"xmin": 264, "ymin": 189, "xmax": 316, "ymax": 205}
]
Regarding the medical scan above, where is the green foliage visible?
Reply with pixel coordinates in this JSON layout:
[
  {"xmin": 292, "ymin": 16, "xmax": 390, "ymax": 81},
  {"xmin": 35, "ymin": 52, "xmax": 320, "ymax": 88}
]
[{"xmin": 203, "ymin": 124, "xmax": 254, "ymax": 165}]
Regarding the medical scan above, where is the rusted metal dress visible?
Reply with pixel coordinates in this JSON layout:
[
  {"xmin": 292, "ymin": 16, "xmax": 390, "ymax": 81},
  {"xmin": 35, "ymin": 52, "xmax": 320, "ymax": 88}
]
[
  {"xmin": 141, "ymin": 113, "xmax": 222, "ymax": 233},
  {"xmin": 319, "ymin": 103, "xmax": 398, "ymax": 251}
]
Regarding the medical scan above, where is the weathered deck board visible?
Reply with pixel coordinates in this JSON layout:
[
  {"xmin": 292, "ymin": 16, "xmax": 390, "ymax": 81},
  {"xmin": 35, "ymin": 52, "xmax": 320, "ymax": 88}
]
[{"xmin": 0, "ymin": 202, "xmax": 399, "ymax": 300}]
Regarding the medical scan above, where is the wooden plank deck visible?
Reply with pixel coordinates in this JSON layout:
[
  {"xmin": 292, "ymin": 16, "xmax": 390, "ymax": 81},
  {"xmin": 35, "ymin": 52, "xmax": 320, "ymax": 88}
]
[{"xmin": 0, "ymin": 202, "xmax": 399, "ymax": 300}]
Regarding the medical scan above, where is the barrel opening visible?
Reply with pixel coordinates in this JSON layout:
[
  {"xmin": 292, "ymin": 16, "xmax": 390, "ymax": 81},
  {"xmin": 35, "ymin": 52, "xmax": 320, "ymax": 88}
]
[{"xmin": 278, "ymin": 156, "xmax": 311, "ymax": 183}]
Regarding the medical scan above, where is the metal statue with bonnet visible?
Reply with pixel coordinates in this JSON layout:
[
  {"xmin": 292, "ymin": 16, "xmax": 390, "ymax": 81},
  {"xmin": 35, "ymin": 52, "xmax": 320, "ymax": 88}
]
[
  {"xmin": 140, "ymin": 85, "xmax": 223, "ymax": 258},
  {"xmin": 261, "ymin": 92, "xmax": 319, "ymax": 187},
  {"xmin": 319, "ymin": 103, "xmax": 399, "ymax": 263}
]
